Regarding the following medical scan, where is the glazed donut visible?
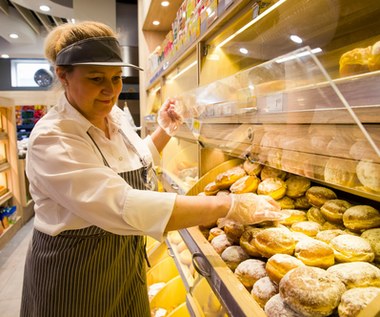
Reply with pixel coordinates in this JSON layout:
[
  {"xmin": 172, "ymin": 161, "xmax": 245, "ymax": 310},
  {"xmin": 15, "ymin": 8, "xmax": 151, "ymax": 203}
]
[
  {"xmin": 210, "ymin": 233, "xmax": 233, "ymax": 254},
  {"xmin": 306, "ymin": 207, "xmax": 326, "ymax": 225},
  {"xmin": 327, "ymin": 261, "xmax": 380, "ymax": 289},
  {"xmin": 278, "ymin": 209, "xmax": 307, "ymax": 226},
  {"xmin": 215, "ymin": 165, "xmax": 246, "ymax": 189},
  {"xmin": 264, "ymin": 294, "xmax": 303, "ymax": 317},
  {"xmin": 230, "ymin": 175, "xmax": 260, "ymax": 194},
  {"xmin": 294, "ymin": 238, "xmax": 335, "ymax": 269},
  {"xmin": 257, "ymin": 177, "xmax": 287, "ymax": 200},
  {"xmin": 239, "ymin": 227, "xmax": 264, "ymax": 257},
  {"xmin": 251, "ymin": 276, "xmax": 279, "ymax": 308},
  {"xmin": 234, "ymin": 258, "xmax": 267, "ymax": 289},
  {"xmin": 343, "ymin": 205, "xmax": 380, "ymax": 232},
  {"xmin": 243, "ymin": 160, "xmax": 263, "ymax": 176},
  {"xmin": 221, "ymin": 245, "xmax": 250, "ymax": 271},
  {"xmin": 361, "ymin": 228, "xmax": 380, "ymax": 263},
  {"xmin": 330, "ymin": 234, "xmax": 375, "ymax": 263},
  {"xmin": 285, "ymin": 176, "xmax": 311, "ymax": 198},
  {"xmin": 279, "ymin": 266, "xmax": 346, "ymax": 317},
  {"xmin": 320, "ymin": 199, "xmax": 352, "ymax": 224},
  {"xmin": 305, "ymin": 186, "xmax": 337, "ymax": 208},
  {"xmin": 291, "ymin": 221, "xmax": 322, "ymax": 237},
  {"xmin": 338, "ymin": 287, "xmax": 380, "ymax": 317},
  {"xmin": 254, "ymin": 227, "xmax": 296, "ymax": 258},
  {"xmin": 204, "ymin": 181, "xmax": 219, "ymax": 195},
  {"xmin": 266, "ymin": 254, "xmax": 305, "ymax": 285}
]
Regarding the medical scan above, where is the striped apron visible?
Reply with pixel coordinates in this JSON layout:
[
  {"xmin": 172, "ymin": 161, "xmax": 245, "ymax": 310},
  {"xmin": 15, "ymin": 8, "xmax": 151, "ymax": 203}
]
[{"xmin": 21, "ymin": 133, "xmax": 153, "ymax": 317}]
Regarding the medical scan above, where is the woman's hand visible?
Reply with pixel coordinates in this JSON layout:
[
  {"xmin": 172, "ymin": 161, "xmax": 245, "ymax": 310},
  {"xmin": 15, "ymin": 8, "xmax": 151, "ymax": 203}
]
[{"xmin": 157, "ymin": 98, "xmax": 183, "ymax": 136}]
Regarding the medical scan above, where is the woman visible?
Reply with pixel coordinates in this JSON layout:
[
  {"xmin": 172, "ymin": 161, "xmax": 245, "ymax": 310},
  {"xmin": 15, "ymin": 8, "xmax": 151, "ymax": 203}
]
[{"xmin": 21, "ymin": 21, "xmax": 284, "ymax": 317}]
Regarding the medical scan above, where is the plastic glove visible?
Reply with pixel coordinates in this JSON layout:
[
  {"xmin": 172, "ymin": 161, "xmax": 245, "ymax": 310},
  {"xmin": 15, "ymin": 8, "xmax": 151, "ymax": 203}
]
[
  {"xmin": 224, "ymin": 193, "xmax": 286, "ymax": 225},
  {"xmin": 157, "ymin": 98, "xmax": 183, "ymax": 136}
]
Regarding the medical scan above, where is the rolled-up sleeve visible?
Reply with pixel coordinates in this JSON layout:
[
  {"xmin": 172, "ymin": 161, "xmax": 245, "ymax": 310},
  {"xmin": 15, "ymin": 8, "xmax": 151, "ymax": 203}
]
[{"xmin": 123, "ymin": 189, "xmax": 177, "ymax": 241}]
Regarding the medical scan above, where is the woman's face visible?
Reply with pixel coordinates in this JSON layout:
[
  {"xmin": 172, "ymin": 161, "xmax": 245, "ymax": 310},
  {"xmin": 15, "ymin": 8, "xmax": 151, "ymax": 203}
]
[{"xmin": 60, "ymin": 65, "xmax": 123, "ymax": 124}]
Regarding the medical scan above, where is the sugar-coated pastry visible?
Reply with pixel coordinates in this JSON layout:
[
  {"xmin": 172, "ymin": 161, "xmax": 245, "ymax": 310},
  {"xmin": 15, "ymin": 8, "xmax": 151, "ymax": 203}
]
[
  {"xmin": 204, "ymin": 181, "xmax": 219, "ymax": 195},
  {"xmin": 265, "ymin": 294, "xmax": 304, "ymax": 317},
  {"xmin": 339, "ymin": 47, "xmax": 371, "ymax": 77},
  {"xmin": 257, "ymin": 177, "xmax": 287, "ymax": 200},
  {"xmin": 305, "ymin": 186, "xmax": 337, "ymax": 208},
  {"xmin": 254, "ymin": 227, "xmax": 296, "ymax": 258},
  {"xmin": 230, "ymin": 175, "xmax": 260, "ymax": 194},
  {"xmin": 223, "ymin": 220, "xmax": 245, "ymax": 244},
  {"xmin": 294, "ymin": 238, "xmax": 335, "ymax": 269},
  {"xmin": 251, "ymin": 276, "xmax": 279, "ymax": 308},
  {"xmin": 327, "ymin": 261, "xmax": 380, "ymax": 289},
  {"xmin": 285, "ymin": 176, "xmax": 311, "ymax": 198},
  {"xmin": 215, "ymin": 165, "xmax": 246, "ymax": 189},
  {"xmin": 320, "ymin": 199, "xmax": 352, "ymax": 224},
  {"xmin": 361, "ymin": 228, "xmax": 380, "ymax": 263},
  {"xmin": 266, "ymin": 254, "xmax": 305, "ymax": 285},
  {"xmin": 260, "ymin": 165, "xmax": 287, "ymax": 180},
  {"xmin": 291, "ymin": 221, "xmax": 321, "ymax": 237},
  {"xmin": 315, "ymin": 229, "xmax": 346, "ymax": 244},
  {"xmin": 293, "ymin": 195, "xmax": 311, "ymax": 210},
  {"xmin": 243, "ymin": 159, "xmax": 263, "ymax": 176},
  {"xmin": 330, "ymin": 234, "xmax": 375, "ymax": 263},
  {"xmin": 278, "ymin": 209, "xmax": 307, "ymax": 226},
  {"xmin": 338, "ymin": 287, "xmax": 380, "ymax": 317},
  {"xmin": 221, "ymin": 245, "xmax": 250, "ymax": 271},
  {"xmin": 356, "ymin": 160, "xmax": 380, "ymax": 193},
  {"xmin": 276, "ymin": 196, "xmax": 295, "ymax": 209},
  {"xmin": 368, "ymin": 40, "xmax": 380, "ymax": 71},
  {"xmin": 321, "ymin": 221, "xmax": 345, "ymax": 231},
  {"xmin": 306, "ymin": 206, "xmax": 326, "ymax": 225},
  {"xmin": 210, "ymin": 233, "xmax": 233, "ymax": 254},
  {"xmin": 324, "ymin": 157, "xmax": 359, "ymax": 187},
  {"xmin": 279, "ymin": 266, "xmax": 346, "ymax": 317},
  {"xmin": 234, "ymin": 259, "xmax": 267, "ymax": 289},
  {"xmin": 343, "ymin": 205, "xmax": 380, "ymax": 232},
  {"xmin": 207, "ymin": 227, "xmax": 225, "ymax": 242},
  {"xmin": 239, "ymin": 227, "xmax": 263, "ymax": 257}
]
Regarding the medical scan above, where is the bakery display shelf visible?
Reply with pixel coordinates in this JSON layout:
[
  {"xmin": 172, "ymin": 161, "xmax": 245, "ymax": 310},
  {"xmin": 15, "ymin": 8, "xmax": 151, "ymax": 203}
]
[
  {"xmin": 0, "ymin": 162, "xmax": 10, "ymax": 173},
  {"xmin": 179, "ymin": 227, "xmax": 266, "ymax": 317},
  {"xmin": 0, "ymin": 132, "xmax": 7, "ymax": 140},
  {"xmin": 0, "ymin": 191, "xmax": 12, "ymax": 206},
  {"xmin": 161, "ymin": 169, "xmax": 192, "ymax": 195}
]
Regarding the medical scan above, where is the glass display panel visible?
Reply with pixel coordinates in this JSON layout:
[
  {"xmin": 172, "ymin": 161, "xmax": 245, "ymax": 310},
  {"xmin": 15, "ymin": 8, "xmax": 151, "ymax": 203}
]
[{"xmin": 0, "ymin": 142, "xmax": 7, "ymax": 164}]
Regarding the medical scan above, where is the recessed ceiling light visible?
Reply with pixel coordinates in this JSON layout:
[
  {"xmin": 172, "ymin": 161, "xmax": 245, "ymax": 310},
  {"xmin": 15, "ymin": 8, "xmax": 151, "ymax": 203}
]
[
  {"xmin": 9, "ymin": 33, "xmax": 19, "ymax": 39},
  {"xmin": 1, "ymin": 54, "xmax": 9, "ymax": 58},
  {"xmin": 239, "ymin": 47, "xmax": 248, "ymax": 54},
  {"xmin": 290, "ymin": 34, "xmax": 303, "ymax": 44},
  {"xmin": 153, "ymin": 20, "xmax": 160, "ymax": 26},
  {"xmin": 161, "ymin": 1, "xmax": 169, "ymax": 6},
  {"xmin": 39, "ymin": 5, "xmax": 50, "ymax": 12}
]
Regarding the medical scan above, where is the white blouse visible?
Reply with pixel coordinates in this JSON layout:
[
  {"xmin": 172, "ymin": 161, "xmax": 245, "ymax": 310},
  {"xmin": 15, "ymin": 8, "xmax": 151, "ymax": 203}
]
[{"xmin": 26, "ymin": 93, "xmax": 177, "ymax": 241}]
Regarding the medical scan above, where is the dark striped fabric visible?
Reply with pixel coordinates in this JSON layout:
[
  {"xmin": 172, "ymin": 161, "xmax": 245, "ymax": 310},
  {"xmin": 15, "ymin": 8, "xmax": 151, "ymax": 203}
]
[{"xmin": 20, "ymin": 167, "xmax": 151, "ymax": 317}]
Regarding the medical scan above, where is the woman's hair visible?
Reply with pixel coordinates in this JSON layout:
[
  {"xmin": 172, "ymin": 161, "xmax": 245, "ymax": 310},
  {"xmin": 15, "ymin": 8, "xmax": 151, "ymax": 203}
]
[{"xmin": 44, "ymin": 21, "xmax": 117, "ymax": 65}]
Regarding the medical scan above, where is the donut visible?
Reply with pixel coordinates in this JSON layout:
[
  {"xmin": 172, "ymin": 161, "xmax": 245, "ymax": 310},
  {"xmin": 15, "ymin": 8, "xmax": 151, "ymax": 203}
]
[
  {"xmin": 278, "ymin": 209, "xmax": 307, "ymax": 226},
  {"xmin": 330, "ymin": 234, "xmax": 375, "ymax": 263},
  {"xmin": 266, "ymin": 254, "xmax": 305, "ymax": 285},
  {"xmin": 324, "ymin": 157, "xmax": 359, "ymax": 187},
  {"xmin": 264, "ymin": 294, "xmax": 303, "ymax": 317},
  {"xmin": 294, "ymin": 238, "xmax": 335, "ymax": 269},
  {"xmin": 320, "ymin": 199, "xmax": 352, "ymax": 224},
  {"xmin": 210, "ymin": 233, "xmax": 233, "ymax": 254},
  {"xmin": 306, "ymin": 207, "xmax": 326, "ymax": 225},
  {"xmin": 207, "ymin": 227, "xmax": 225, "ymax": 242},
  {"xmin": 338, "ymin": 287, "xmax": 380, "ymax": 317},
  {"xmin": 285, "ymin": 176, "xmax": 311, "ymax": 198},
  {"xmin": 361, "ymin": 228, "xmax": 380, "ymax": 263},
  {"xmin": 254, "ymin": 227, "xmax": 296, "ymax": 258},
  {"xmin": 368, "ymin": 40, "xmax": 380, "ymax": 71},
  {"xmin": 234, "ymin": 259, "xmax": 267, "ymax": 289},
  {"xmin": 276, "ymin": 196, "xmax": 295, "ymax": 209},
  {"xmin": 230, "ymin": 175, "xmax": 260, "ymax": 194},
  {"xmin": 257, "ymin": 177, "xmax": 287, "ymax": 200},
  {"xmin": 251, "ymin": 276, "xmax": 279, "ymax": 308},
  {"xmin": 221, "ymin": 245, "xmax": 250, "ymax": 271},
  {"xmin": 291, "ymin": 221, "xmax": 322, "ymax": 237},
  {"xmin": 216, "ymin": 189, "xmax": 230, "ymax": 196},
  {"xmin": 243, "ymin": 160, "xmax": 263, "ymax": 176},
  {"xmin": 215, "ymin": 165, "xmax": 246, "ymax": 189},
  {"xmin": 343, "ymin": 205, "xmax": 380, "ymax": 232},
  {"xmin": 327, "ymin": 261, "xmax": 380, "ymax": 289},
  {"xmin": 260, "ymin": 165, "xmax": 287, "ymax": 180},
  {"xmin": 293, "ymin": 196, "xmax": 311, "ymax": 210},
  {"xmin": 321, "ymin": 221, "xmax": 345, "ymax": 231},
  {"xmin": 356, "ymin": 160, "xmax": 380, "ymax": 192},
  {"xmin": 204, "ymin": 181, "xmax": 219, "ymax": 195},
  {"xmin": 224, "ymin": 220, "xmax": 245, "ymax": 244},
  {"xmin": 279, "ymin": 266, "xmax": 346, "ymax": 317},
  {"xmin": 339, "ymin": 47, "xmax": 371, "ymax": 77},
  {"xmin": 315, "ymin": 229, "xmax": 347, "ymax": 244},
  {"xmin": 239, "ymin": 227, "xmax": 264, "ymax": 257},
  {"xmin": 305, "ymin": 186, "xmax": 337, "ymax": 208}
]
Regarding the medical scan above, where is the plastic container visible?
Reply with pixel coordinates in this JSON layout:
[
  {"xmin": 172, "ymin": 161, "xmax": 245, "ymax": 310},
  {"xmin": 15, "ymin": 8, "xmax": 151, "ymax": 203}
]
[{"xmin": 147, "ymin": 256, "xmax": 178, "ymax": 286}]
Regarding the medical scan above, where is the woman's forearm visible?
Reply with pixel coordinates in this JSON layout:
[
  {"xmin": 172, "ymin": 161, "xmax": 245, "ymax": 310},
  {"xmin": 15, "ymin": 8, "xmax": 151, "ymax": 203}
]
[{"xmin": 150, "ymin": 126, "xmax": 171, "ymax": 153}]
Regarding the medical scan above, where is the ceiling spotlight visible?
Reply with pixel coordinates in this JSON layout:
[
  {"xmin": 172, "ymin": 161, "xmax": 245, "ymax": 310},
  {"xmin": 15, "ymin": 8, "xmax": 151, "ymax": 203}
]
[
  {"xmin": 239, "ymin": 47, "xmax": 249, "ymax": 54},
  {"xmin": 161, "ymin": 1, "xmax": 169, "ymax": 6},
  {"xmin": 9, "ymin": 33, "xmax": 19, "ymax": 39},
  {"xmin": 1, "ymin": 54, "xmax": 9, "ymax": 58},
  {"xmin": 153, "ymin": 20, "xmax": 160, "ymax": 26},
  {"xmin": 290, "ymin": 34, "xmax": 303, "ymax": 44},
  {"xmin": 39, "ymin": 5, "xmax": 50, "ymax": 12}
]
